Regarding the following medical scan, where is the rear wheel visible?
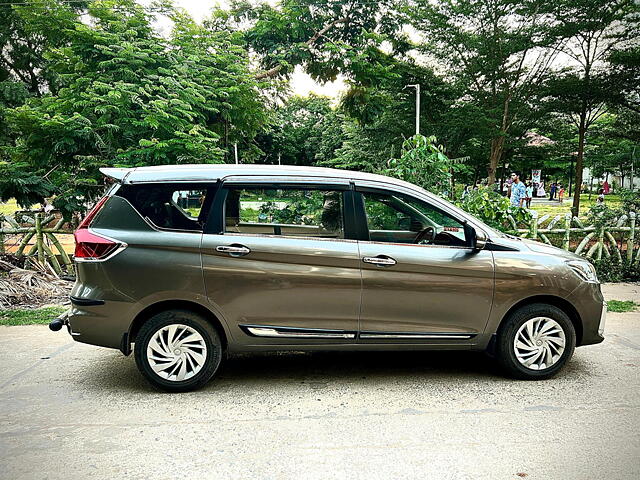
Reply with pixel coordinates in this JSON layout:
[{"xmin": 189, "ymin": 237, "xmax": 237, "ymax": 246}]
[
  {"xmin": 134, "ymin": 310, "xmax": 223, "ymax": 392},
  {"xmin": 496, "ymin": 303, "xmax": 576, "ymax": 380}
]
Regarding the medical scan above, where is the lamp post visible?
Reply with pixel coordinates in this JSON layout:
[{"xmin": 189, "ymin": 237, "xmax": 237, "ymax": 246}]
[{"xmin": 404, "ymin": 84, "xmax": 420, "ymax": 136}]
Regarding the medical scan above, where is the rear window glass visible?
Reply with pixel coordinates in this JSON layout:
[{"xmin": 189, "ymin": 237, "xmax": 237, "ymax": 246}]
[
  {"xmin": 116, "ymin": 184, "xmax": 211, "ymax": 231},
  {"xmin": 224, "ymin": 187, "xmax": 344, "ymax": 239}
]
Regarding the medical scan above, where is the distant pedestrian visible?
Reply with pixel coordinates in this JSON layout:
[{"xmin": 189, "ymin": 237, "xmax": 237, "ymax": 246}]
[
  {"xmin": 462, "ymin": 185, "xmax": 471, "ymax": 200},
  {"xmin": 603, "ymin": 180, "xmax": 610, "ymax": 194},
  {"xmin": 525, "ymin": 182, "xmax": 534, "ymax": 208},
  {"xmin": 509, "ymin": 172, "xmax": 526, "ymax": 207},
  {"xmin": 558, "ymin": 185, "xmax": 565, "ymax": 203},
  {"xmin": 549, "ymin": 182, "xmax": 557, "ymax": 200},
  {"xmin": 597, "ymin": 188, "xmax": 605, "ymax": 204},
  {"xmin": 537, "ymin": 181, "xmax": 545, "ymax": 198}
]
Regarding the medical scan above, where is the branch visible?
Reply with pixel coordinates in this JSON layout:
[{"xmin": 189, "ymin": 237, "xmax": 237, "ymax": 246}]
[{"xmin": 254, "ymin": 16, "xmax": 348, "ymax": 80}]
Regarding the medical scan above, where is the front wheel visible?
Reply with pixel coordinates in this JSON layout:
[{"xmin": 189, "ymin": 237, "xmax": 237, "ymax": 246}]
[
  {"xmin": 134, "ymin": 310, "xmax": 223, "ymax": 392},
  {"xmin": 496, "ymin": 303, "xmax": 576, "ymax": 380}
]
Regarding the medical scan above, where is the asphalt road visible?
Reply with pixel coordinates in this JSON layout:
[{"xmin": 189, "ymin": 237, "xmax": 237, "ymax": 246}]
[{"xmin": 1, "ymin": 285, "xmax": 639, "ymax": 480}]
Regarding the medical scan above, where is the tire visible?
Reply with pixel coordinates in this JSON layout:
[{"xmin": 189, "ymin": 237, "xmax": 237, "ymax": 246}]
[
  {"xmin": 134, "ymin": 309, "xmax": 223, "ymax": 392},
  {"xmin": 496, "ymin": 303, "xmax": 576, "ymax": 380}
]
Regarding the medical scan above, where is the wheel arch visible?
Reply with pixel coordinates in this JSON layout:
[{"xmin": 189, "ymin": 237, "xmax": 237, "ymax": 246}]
[
  {"xmin": 128, "ymin": 299, "xmax": 229, "ymax": 349},
  {"xmin": 498, "ymin": 295, "xmax": 583, "ymax": 346}
]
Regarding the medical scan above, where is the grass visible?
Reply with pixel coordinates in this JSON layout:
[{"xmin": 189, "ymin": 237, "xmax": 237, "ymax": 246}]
[
  {"xmin": 0, "ymin": 306, "xmax": 67, "ymax": 326},
  {"xmin": 0, "ymin": 198, "xmax": 19, "ymax": 216},
  {"xmin": 529, "ymin": 193, "xmax": 622, "ymax": 219},
  {"xmin": 607, "ymin": 300, "xmax": 639, "ymax": 313}
]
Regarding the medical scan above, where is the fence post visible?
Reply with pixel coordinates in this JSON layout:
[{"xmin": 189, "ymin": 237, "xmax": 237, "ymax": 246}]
[
  {"xmin": 529, "ymin": 210, "xmax": 538, "ymax": 240},
  {"xmin": 563, "ymin": 213, "xmax": 571, "ymax": 251},
  {"xmin": 597, "ymin": 223, "xmax": 605, "ymax": 261},
  {"xmin": 0, "ymin": 214, "xmax": 4, "ymax": 254},
  {"xmin": 35, "ymin": 212, "xmax": 45, "ymax": 265},
  {"xmin": 629, "ymin": 212, "xmax": 636, "ymax": 264}
]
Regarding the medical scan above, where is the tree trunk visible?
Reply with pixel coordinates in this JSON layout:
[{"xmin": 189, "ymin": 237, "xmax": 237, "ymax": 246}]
[
  {"xmin": 572, "ymin": 111, "xmax": 587, "ymax": 217},
  {"xmin": 487, "ymin": 136, "xmax": 505, "ymax": 185}
]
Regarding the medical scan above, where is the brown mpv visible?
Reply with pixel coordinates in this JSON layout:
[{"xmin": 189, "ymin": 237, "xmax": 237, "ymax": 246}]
[{"xmin": 50, "ymin": 165, "xmax": 606, "ymax": 392}]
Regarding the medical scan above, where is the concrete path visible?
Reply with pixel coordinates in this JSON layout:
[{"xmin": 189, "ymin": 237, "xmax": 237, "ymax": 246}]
[{"xmin": 1, "ymin": 285, "xmax": 639, "ymax": 479}]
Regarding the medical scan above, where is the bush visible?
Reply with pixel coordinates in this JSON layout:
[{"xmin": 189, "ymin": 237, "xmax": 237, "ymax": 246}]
[
  {"xmin": 458, "ymin": 187, "xmax": 531, "ymax": 232},
  {"xmin": 589, "ymin": 256, "xmax": 640, "ymax": 283}
]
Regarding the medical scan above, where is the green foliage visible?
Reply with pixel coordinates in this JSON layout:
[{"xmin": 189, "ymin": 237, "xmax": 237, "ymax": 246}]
[
  {"xmin": 618, "ymin": 189, "xmax": 640, "ymax": 212},
  {"xmin": 385, "ymin": 135, "xmax": 451, "ymax": 194},
  {"xmin": 3, "ymin": 0, "xmax": 267, "ymax": 215},
  {"xmin": 590, "ymin": 256, "xmax": 640, "ymax": 283},
  {"xmin": 458, "ymin": 187, "xmax": 531, "ymax": 232}
]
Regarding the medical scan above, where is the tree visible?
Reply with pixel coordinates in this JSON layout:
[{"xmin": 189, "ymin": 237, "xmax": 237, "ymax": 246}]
[
  {"xmin": 0, "ymin": 0, "xmax": 82, "ymax": 95},
  {"xmin": 3, "ymin": 0, "xmax": 267, "ymax": 215},
  {"xmin": 410, "ymin": 0, "xmax": 564, "ymax": 185},
  {"xmin": 222, "ymin": 0, "xmax": 406, "ymax": 82},
  {"xmin": 544, "ymin": 0, "xmax": 637, "ymax": 215},
  {"xmin": 255, "ymin": 95, "xmax": 344, "ymax": 166}
]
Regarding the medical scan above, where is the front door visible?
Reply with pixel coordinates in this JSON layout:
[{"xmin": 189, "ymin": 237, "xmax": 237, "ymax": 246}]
[
  {"xmin": 201, "ymin": 182, "xmax": 361, "ymax": 346},
  {"xmin": 355, "ymin": 188, "xmax": 494, "ymax": 344}
]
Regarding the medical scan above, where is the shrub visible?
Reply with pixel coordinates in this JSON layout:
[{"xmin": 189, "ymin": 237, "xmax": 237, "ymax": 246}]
[{"xmin": 458, "ymin": 187, "xmax": 531, "ymax": 232}]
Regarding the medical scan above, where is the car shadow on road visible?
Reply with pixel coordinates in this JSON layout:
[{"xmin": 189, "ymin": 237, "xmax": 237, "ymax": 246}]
[
  {"xmin": 84, "ymin": 348, "xmax": 593, "ymax": 393},
  {"xmin": 82, "ymin": 349, "xmax": 547, "ymax": 393}
]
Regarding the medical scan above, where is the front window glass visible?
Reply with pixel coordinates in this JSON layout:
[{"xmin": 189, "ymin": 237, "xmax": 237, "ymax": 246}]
[
  {"xmin": 224, "ymin": 187, "xmax": 344, "ymax": 239},
  {"xmin": 362, "ymin": 192, "xmax": 467, "ymax": 246}
]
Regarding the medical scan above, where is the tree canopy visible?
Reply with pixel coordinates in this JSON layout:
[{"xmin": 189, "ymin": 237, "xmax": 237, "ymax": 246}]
[{"xmin": 0, "ymin": 0, "xmax": 638, "ymax": 216}]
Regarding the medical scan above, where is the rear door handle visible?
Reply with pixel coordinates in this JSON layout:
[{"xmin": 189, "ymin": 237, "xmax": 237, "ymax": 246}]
[
  {"xmin": 215, "ymin": 244, "xmax": 251, "ymax": 256},
  {"xmin": 362, "ymin": 255, "xmax": 397, "ymax": 266}
]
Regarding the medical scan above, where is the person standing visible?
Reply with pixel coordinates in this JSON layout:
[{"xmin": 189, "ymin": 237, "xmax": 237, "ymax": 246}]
[
  {"xmin": 597, "ymin": 188, "xmax": 605, "ymax": 204},
  {"xmin": 509, "ymin": 172, "xmax": 526, "ymax": 207},
  {"xmin": 558, "ymin": 185, "xmax": 565, "ymax": 203},
  {"xmin": 525, "ymin": 182, "xmax": 534, "ymax": 208},
  {"xmin": 603, "ymin": 180, "xmax": 610, "ymax": 195},
  {"xmin": 549, "ymin": 182, "xmax": 557, "ymax": 200},
  {"xmin": 537, "ymin": 181, "xmax": 546, "ymax": 198}
]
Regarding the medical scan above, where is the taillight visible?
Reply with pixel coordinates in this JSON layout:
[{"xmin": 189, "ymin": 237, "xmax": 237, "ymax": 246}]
[
  {"xmin": 74, "ymin": 197, "xmax": 123, "ymax": 260},
  {"xmin": 74, "ymin": 228, "xmax": 119, "ymax": 259}
]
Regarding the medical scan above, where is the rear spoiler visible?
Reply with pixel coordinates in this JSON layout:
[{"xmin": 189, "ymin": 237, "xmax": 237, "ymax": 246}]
[{"xmin": 100, "ymin": 167, "xmax": 133, "ymax": 183}]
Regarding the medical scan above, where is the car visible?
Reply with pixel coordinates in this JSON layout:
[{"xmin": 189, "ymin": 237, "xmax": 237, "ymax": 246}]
[{"xmin": 50, "ymin": 164, "xmax": 606, "ymax": 392}]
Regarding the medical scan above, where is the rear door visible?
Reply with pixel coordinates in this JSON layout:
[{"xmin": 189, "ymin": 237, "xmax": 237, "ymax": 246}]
[
  {"xmin": 201, "ymin": 179, "xmax": 362, "ymax": 347},
  {"xmin": 354, "ymin": 186, "xmax": 494, "ymax": 344}
]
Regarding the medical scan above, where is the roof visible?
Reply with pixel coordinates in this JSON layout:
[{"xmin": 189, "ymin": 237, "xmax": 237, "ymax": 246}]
[{"xmin": 100, "ymin": 164, "xmax": 420, "ymax": 190}]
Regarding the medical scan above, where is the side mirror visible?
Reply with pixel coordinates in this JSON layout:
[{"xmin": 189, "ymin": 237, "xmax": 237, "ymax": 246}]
[{"xmin": 465, "ymin": 223, "xmax": 487, "ymax": 251}]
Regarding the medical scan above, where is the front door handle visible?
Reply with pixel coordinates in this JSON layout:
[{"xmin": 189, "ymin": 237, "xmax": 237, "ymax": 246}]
[
  {"xmin": 216, "ymin": 244, "xmax": 251, "ymax": 256},
  {"xmin": 362, "ymin": 255, "xmax": 397, "ymax": 267}
]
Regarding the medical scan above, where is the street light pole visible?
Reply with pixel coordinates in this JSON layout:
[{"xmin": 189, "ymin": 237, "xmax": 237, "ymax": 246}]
[{"xmin": 405, "ymin": 84, "xmax": 420, "ymax": 136}]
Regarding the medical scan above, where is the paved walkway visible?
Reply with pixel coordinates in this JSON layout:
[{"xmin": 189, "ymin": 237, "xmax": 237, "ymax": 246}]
[{"xmin": 0, "ymin": 284, "xmax": 639, "ymax": 479}]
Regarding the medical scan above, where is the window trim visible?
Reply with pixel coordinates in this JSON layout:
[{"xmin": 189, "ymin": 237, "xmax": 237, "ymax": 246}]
[
  {"xmin": 204, "ymin": 181, "xmax": 359, "ymax": 240},
  {"xmin": 353, "ymin": 187, "xmax": 472, "ymax": 248}
]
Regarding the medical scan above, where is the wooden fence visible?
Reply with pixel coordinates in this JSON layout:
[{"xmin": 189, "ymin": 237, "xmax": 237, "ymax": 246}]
[
  {"xmin": 507, "ymin": 210, "xmax": 639, "ymax": 264},
  {"xmin": 0, "ymin": 212, "xmax": 74, "ymax": 276}
]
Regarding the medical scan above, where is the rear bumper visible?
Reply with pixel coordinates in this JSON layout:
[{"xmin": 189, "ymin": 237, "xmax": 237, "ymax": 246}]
[{"xmin": 65, "ymin": 299, "xmax": 133, "ymax": 350}]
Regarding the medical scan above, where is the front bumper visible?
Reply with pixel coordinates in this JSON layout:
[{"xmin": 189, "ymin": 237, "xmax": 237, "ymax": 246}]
[{"xmin": 567, "ymin": 282, "xmax": 606, "ymax": 346}]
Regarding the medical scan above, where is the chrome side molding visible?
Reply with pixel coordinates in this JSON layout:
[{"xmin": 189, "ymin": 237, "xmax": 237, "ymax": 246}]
[
  {"xmin": 241, "ymin": 325, "xmax": 356, "ymax": 339},
  {"xmin": 359, "ymin": 332, "xmax": 474, "ymax": 340}
]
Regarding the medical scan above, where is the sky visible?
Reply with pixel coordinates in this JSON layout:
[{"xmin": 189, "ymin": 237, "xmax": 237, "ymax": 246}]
[{"xmin": 152, "ymin": 0, "xmax": 348, "ymax": 98}]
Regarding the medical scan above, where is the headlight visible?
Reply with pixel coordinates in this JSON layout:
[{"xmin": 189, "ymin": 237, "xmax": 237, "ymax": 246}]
[{"xmin": 567, "ymin": 260, "xmax": 599, "ymax": 283}]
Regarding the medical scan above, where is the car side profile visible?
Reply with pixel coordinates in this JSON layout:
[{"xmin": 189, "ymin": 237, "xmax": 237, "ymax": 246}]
[{"xmin": 50, "ymin": 165, "xmax": 606, "ymax": 392}]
